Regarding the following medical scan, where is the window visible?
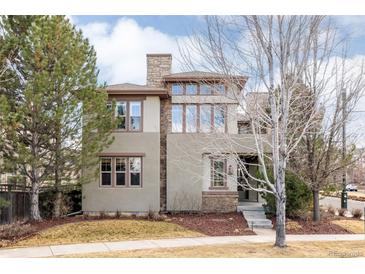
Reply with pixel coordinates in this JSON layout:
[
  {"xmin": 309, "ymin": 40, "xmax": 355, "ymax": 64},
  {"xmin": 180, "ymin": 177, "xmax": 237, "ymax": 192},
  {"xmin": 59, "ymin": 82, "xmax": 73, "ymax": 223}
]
[
  {"xmin": 115, "ymin": 158, "xmax": 126, "ymax": 186},
  {"xmin": 111, "ymin": 101, "xmax": 142, "ymax": 131},
  {"xmin": 172, "ymin": 84, "xmax": 184, "ymax": 95},
  {"xmin": 130, "ymin": 101, "xmax": 141, "ymax": 131},
  {"xmin": 200, "ymin": 84, "xmax": 212, "ymax": 95},
  {"xmin": 172, "ymin": 105, "xmax": 183, "ymax": 132},
  {"xmin": 116, "ymin": 102, "xmax": 127, "ymax": 129},
  {"xmin": 214, "ymin": 105, "xmax": 225, "ymax": 133},
  {"xmin": 100, "ymin": 156, "xmax": 142, "ymax": 187},
  {"xmin": 129, "ymin": 157, "xmax": 142, "ymax": 186},
  {"xmin": 212, "ymin": 159, "xmax": 226, "ymax": 187},
  {"xmin": 186, "ymin": 105, "xmax": 197, "ymax": 133},
  {"xmin": 100, "ymin": 158, "xmax": 112, "ymax": 186},
  {"xmin": 214, "ymin": 84, "xmax": 225, "ymax": 95},
  {"xmin": 200, "ymin": 104, "xmax": 212, "ymax": 133},
  {"xmin": 186, "ymin": 84, "xmax": 197, "ymax": 95}
]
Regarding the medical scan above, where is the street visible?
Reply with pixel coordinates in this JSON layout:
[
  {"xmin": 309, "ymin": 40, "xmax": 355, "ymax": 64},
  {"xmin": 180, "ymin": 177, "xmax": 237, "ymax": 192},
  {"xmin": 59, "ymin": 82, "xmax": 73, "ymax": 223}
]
[{"xmin": 320, "ymin": 196, "xmax": 365, "ymax": 212}]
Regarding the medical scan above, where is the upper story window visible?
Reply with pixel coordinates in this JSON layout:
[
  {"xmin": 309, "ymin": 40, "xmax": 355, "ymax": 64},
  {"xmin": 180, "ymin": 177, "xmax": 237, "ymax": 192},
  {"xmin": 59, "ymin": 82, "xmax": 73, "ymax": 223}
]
[
  {"xmin": 200, "ymin": 104, "xmax": 212, "ymax": 133},
  {"xmin": 200, "ymin": 84, "xmax": 212, "ymax": 95},
  {"xmin": 172, "ymin": 105, "xmax": 183, "ymax": 133},
  {"xmin": 186, "ymin": 105, "xmax": 197, "ymax": 133},
  {"xmin": 172, "ymin": 84, "xmax": 184, "ymax": 95},
  {"xmin": 170, "ymin": 83, "xmax": 226, "ymax": 96},
  {"xmin": 130, "ymin": 101, "xmax": 141, "ymax": 131},
  {"xmin": 171, "ymin": 104, "xmax": 226, "ymax": 133},
  {"xmin": 110, "ymin": 101, "xmax": 142, "ymax": 131},
  {"xmin": 186, "ymin": 84, "xmax": 198, "ymax": 95}
]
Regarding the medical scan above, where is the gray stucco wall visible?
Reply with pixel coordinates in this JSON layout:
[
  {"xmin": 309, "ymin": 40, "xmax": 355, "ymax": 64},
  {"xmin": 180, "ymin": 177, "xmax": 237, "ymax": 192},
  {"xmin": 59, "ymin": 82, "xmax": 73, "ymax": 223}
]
[{"xmin": 82, "ymin": 132, "xmax": 160, "ymax": 213}]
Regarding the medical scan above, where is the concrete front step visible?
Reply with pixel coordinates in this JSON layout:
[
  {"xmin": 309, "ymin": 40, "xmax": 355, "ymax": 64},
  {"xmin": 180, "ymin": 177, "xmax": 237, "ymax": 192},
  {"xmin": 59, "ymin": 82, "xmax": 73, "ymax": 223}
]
[{"xmin": 239, "ymin": 203, "xmax": 273, "ymax": 229}]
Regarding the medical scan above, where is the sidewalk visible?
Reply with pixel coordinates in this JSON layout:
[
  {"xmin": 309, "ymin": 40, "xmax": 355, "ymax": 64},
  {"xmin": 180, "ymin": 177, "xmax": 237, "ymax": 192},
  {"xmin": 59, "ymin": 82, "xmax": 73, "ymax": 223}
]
[{"xmin": 0, "ymin": 233, "xmax": 364, "ymax": 258}]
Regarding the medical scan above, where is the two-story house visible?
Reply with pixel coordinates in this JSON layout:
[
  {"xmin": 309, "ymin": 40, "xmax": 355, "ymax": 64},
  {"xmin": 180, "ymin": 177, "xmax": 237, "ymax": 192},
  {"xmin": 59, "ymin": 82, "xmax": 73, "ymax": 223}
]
[{"xmin": 82, "ymin": 53, "xmax": 266, "ymax": 215}]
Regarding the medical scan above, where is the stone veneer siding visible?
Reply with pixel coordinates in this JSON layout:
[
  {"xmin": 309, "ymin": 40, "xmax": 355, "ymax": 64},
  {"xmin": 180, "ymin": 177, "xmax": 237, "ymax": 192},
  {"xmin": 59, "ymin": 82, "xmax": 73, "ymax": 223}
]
[
  {"xmin": 160, "ymin": 97, "xmax": 171, "ymax": 211},
  {"xmin": 147, "ymin": 54, "xmax": 172, "ymax": 87},
  {"xmin": 201, "ymin": 191, "xmax": 239, "ymax": 213},
  {"xmin": 146, "ymin": 54, "xmax": 172, "ymax": 211}
]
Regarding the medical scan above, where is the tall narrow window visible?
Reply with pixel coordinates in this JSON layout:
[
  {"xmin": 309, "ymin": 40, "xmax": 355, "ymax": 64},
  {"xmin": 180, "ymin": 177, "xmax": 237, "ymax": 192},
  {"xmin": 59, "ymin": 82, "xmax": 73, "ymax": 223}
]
[
  {"xmin": 186, "ymin": 105, "xmax": 197, "ymax": 133},
  {"xmin": 129, "ymin": 157, "xmax": 141, "ymax": 186},
  {"xmin": 116, "ymin": 102, "xmax": 127, "ymax": 129},
  {"xmin": 172, "ymin": 105, "xmax": 183, "ymax": 132},
  {"xmin": 186, "ymin": 84, "xmax": 197, "ymax": 95},
  {"xmin": 214, "ymin": 105, "xmax": 225, "ymax": 133},
  {"xmin": 100, "ymin": 158, "xmax": 112, "ymax": 186},
  {"xmin": 115, "ymin": 158, "xmax": 126, "ymax": 186},
  {"xmin": 200, "ymin": 104, "xmax": 212, "ymax": 133},
  {"xmin": 200, "ymin": 84, "xmax": 212, "ymax": 95},
  {"xmin": 172, "ymin": 84, "xmax": 184, "ymax": 95},
  {"xmin": 129, "ymin": 101, "xmax": 141, "ymax": 131},
  {"xmin": 212, "ymin": 159, "xmax": 225, "ymax": 187}
]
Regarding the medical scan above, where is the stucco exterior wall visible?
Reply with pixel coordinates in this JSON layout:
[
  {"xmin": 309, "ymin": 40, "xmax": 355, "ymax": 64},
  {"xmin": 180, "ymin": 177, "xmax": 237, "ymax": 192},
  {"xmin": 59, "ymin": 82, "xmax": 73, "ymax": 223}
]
[
  {"xmin": 82, "ymin": 132, "xmax": 160, "ymax": 213},
  {"xmin": 166, "ymin": 133, "xmax": 262, "ymax": 211},
  {"xmin": 143, "ymin": 96, "xmax": 160, "ymax": 133}
]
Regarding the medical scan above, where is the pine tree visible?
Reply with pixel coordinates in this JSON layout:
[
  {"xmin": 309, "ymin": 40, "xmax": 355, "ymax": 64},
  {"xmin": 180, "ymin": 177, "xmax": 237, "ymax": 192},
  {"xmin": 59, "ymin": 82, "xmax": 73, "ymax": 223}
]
[{"xmin": 2, "ymin": 16, "xmax": 114, "ymax": 220}]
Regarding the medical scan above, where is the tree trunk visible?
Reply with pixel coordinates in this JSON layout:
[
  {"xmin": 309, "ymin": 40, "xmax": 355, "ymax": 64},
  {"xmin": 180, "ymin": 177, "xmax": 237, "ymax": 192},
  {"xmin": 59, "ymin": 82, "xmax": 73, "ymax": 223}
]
[
  {"xmin": 54, "ymin": 190, "xmax": 62, "ymax": 218},
  {"xmin": 312, "ymin": 189, "xmax": 320, "ymax": 222},
  {"xmin": 30, "ymin": 180, "xmax": 41, "ymax": 221},
  {"xmin": 275, "ymin": 193, "xmax": 286, "ymax": 247}
]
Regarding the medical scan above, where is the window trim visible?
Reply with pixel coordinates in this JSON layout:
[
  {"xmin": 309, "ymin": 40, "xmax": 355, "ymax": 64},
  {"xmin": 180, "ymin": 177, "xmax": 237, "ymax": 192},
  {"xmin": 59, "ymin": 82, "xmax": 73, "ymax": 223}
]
[
  {"xmin": 209, "ymin": 158, "xmax": 228, "ymax": 190},
  {"xmin": 99, "ymin": 156, "xmax": 143, "ymax": 188}
]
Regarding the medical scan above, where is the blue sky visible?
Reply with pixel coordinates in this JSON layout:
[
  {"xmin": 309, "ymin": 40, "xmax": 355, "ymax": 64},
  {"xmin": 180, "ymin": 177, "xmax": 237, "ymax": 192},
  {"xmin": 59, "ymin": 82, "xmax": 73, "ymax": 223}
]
[{"xmin": 71, "ymin": 15, "xmax": 365, "ymax": 86}]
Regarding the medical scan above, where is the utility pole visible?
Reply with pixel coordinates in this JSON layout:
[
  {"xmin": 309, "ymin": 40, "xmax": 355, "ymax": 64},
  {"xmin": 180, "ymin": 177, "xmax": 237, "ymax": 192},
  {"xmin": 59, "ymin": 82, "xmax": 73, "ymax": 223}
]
[{"xmin": 341, "ymin": 90, "xmax": 348, "ymax": 209}]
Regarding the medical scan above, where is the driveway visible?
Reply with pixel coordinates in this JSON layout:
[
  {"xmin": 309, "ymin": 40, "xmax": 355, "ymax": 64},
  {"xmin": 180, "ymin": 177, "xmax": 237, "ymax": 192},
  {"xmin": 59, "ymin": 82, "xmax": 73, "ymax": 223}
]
[{"xmin": 320, "ymin": 196, "xmax": 365, "ymax": 211}]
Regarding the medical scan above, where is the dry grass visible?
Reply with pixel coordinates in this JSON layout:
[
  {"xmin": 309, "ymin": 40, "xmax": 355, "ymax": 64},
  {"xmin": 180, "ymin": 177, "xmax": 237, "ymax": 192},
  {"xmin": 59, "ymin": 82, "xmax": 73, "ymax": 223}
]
[
  {"xmin": 286, "ymin": 220, "xmax": 302, "ymax": 231},
  {"xmin": 14, "ymin": 220, "xmax": 203, "ymax": 247},
  {"xmin": 59, "ymin": 240, "xmax": 365, "ymax": 258},
  {"xmin": 331, "ymin": 220, "xmax": 364, "ymax": 234}
]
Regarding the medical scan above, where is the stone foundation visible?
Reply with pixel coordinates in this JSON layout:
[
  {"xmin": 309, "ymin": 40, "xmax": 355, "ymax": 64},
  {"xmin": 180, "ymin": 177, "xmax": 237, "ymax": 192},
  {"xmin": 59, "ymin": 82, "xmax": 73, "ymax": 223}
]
[{"xmin": 201, "ymin": 191, "xmax": 238, "ymax": 213}]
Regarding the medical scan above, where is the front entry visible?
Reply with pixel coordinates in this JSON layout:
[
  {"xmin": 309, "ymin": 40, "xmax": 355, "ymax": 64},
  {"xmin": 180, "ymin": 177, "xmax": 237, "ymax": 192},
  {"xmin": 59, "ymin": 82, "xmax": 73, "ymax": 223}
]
[{"xmin": 237, "ymin": 155, "xmax": 259, "ymax": 203}]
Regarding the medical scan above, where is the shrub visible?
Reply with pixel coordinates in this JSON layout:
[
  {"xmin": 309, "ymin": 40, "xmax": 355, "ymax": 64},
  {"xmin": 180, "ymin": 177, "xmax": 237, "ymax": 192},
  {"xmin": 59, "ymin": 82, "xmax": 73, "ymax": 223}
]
[
  {"xmin": 338, "ymin": 208, "xmax": 346, "ymax": 217},
  {"xmin": 0, "ymin": 222, "xmax": 36, "ymax": 241},
  {"xmin": 352, "ymin": 208, "xmax": 363, "ymax": 219},
  {"xmin": 259, "ymin": 170, "xmax": 312, "ymax": 218},
  {"xmin": 327, "ymin": 205, "xmax": 336, "ymax": 215}
]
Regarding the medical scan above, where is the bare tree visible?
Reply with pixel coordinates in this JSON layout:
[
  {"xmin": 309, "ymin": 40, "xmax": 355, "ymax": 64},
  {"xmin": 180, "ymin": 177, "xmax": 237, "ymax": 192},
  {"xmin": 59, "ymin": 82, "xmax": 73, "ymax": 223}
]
[{"xmin": 179, "ymin": 15, "xmax": 339, "ymax": 247}]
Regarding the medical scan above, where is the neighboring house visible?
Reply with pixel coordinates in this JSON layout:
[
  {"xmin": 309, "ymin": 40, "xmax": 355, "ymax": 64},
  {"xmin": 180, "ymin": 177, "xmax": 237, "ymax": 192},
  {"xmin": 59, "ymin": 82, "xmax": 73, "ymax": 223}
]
[{"xmin": 82, "ymin": 53, "xmax": 268, "ymax": 215}]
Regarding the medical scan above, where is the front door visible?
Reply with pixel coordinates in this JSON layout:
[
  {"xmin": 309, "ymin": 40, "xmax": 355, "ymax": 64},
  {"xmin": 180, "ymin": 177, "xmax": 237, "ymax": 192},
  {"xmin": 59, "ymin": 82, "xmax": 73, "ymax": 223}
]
[{"xmin": 237, "ymin": 156, "xmax": 259, "ymax": 203}]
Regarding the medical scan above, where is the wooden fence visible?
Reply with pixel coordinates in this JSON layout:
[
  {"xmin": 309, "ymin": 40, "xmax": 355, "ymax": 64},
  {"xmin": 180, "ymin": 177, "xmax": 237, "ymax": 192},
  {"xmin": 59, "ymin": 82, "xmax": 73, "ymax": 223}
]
[{"xmin": 0, "ymin": 184, "xmax": 31, "ymax": 225}]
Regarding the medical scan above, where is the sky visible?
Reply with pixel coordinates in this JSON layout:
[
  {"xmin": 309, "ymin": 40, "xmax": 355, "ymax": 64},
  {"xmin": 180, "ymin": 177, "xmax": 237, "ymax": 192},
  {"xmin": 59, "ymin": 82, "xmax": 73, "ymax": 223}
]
[{"xmin": 71, "ymin": 15, "xmax": 365, "ymax": 147}]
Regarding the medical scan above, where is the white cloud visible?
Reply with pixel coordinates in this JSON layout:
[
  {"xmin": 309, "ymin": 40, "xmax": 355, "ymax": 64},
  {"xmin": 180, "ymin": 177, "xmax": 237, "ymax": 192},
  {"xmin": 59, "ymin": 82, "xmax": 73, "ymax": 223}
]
[{"xmin": 77, "ymin": 17, "xmax": 190, "ymax": 85}]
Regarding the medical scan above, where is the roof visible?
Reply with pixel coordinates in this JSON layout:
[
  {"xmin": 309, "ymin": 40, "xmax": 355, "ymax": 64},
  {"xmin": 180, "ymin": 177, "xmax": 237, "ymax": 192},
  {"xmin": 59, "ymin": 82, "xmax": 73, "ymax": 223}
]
[
  {"xmin": 106, "ymin": 83, "xmax": 168, "ymax": 98},
  {"xmin": 163, "ymin": 71, "xmax": 248, "ymax": 83}
]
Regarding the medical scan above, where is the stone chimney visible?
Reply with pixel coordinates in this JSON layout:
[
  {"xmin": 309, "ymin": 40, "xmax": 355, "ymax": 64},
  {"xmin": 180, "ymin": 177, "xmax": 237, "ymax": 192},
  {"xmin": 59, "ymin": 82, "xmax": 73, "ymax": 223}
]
[{"xmin": 146, "ymin": 54, "xmax": 172, "ymax": 87}]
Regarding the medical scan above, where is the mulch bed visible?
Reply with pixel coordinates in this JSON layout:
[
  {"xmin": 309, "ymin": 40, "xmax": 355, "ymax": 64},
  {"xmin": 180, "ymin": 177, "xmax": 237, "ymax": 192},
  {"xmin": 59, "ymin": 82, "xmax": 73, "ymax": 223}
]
[
  {"xmin": 167, "ymin": 212, "xmax": 256, "ymax": 236},
  {"xmin": 271, "ymin": 216, "xmax": 352, "ymax": 235}
]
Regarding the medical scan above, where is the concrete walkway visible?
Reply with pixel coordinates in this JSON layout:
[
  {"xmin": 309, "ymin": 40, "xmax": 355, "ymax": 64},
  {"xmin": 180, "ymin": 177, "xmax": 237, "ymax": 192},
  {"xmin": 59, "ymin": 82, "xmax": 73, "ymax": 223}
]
[{"xmin": 1, "ymin": 233, "xmax": 365, "ymax": 258}]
